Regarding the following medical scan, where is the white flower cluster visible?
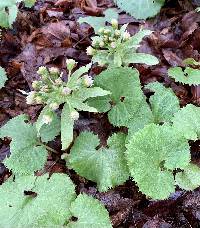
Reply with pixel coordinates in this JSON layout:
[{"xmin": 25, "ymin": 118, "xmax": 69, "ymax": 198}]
[{"xmin": 86, "ymin": 18, "xmax": 131, "ymax": 57}]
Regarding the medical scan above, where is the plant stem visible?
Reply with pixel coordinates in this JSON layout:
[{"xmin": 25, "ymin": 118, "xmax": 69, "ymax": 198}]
[
  {"xmin": 45, "ymin": 145, "xmax": 59, "ymax": 154},
  {"xmin": 38, "ymin": 142, "xmax": 59, "ymax": 154}
]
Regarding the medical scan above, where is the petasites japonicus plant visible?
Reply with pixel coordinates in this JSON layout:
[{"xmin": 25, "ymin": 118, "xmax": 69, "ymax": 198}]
[
  {"xmin": 0, "ymin": 114, "xmax": 59, "ymax": 175},
  {"xmin": 0, "ymin": 173, "xmax": 112, "ymax": 227},
  {"xmin": 67, "ymin": 131, "xmax": 129, "ymax": 191},
  {"xmin": 26, "ymin": 60, "xmax": 110, "ymax": 150},
  {"xmin": 87, "ymin": 67, "xmax": 153, "ymax": 131},
  {"xmin": 126, "ymin": 123, "xmax": 200, "ymax": 200},
  {"xmin": 0, "ymin": 66, "xmax": 7, "ymax": 89},
  {"xmin": 0, "ymin": 0, "xmax": 36, "ymax": 28},
  {"xmin": 86, "ymin": 19, "xmax": 159, "ymax": 67},
  {"xmin": 114, "ymin": 0, "xmax": 165, "ymax": 19}
]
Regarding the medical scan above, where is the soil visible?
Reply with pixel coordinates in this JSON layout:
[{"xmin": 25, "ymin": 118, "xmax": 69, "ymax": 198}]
[{"xmin": 1, "ymin": 0, "xmax": 200, "ymax": 227}]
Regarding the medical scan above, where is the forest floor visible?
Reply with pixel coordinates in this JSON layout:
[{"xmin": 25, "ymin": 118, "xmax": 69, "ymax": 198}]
[{"xmin": 1, "ymin": 0, "xmax": 200, "ymax": 227}]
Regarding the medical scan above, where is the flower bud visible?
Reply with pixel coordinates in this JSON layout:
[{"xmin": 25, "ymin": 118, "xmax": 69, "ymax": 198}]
[
  {"xmin": 123, "ymin": 32, "xmax": 131, "ymax": 40},
  {"xmin": 26, "ymin": 91, "xmax": 36, "ymax": 105},
  {"xmin": 103, "ymin": 35, "xmax": 108, "ymax": 41},
  {"xmin": 83, "ymin": 75, "xmax": 93, "ymax": 87},
  {"xmin": 86, "ymin": 46, "xmax": 95, "ymax": 56},
  {"xmin": 49, "ymin": 67, "xmax": 60, "ymax": 74},
  {"xmin": 66, "ymin": 59, "xmax": 76, "ymax": 71},
  {"xmin": 111, "ymin": 42, "xmax": 116, "ymax": 49},
  {"xmin": 109, "ymin": 37, "xmax": 114, "ymax": 42},
  {"xmin": 35, "ymin": 96, "xmax": 43, "ymax": 104},
  {"xmin": 70, "ymin": 110, "xmax": 79, "ymax": 120},
  {"xmin": 49, "ymin": 102, "xmax": 59, "ymax": 111},
  {"xmin": 62, "ymin": 87, "xmax": 71, "ymax": 95},
  {"xmin": 99, "ymin": 41, "xmax": 105, "ymax": 48},
  {"xmin": 103, "ymin": 29, "xmax": 110, "ymax": 35},
  {"xmin": 98, "ymin": 28, "xmax": 104, "ymax": 34},
  {"xmin": 55, "ymin": 78, "xmax": 63, "ymax": 85},
  {"xmin": 61, "ymin": 153, "xmax": 68, "ymax": 160},
  {"xmin": 32, "ymin": 81, "xmax": 40, "ymax": 89},
  {"xmin": 41, "ymin": 85, "xmax": 49, "ymax": 93},
  {"xmin": 37, "ymin": 66, "xmax": 48, "ymax": 76},
  {"xmin": 115, "ymin": 30, "xmax": 121, "ymax": 37},
  {"xmin": 111, "ymin": 19, "xmax": 118, "ymax": 28},
  {"xmin": 43, "ymin": 115, "xmax": 53, "ymax": 124}
]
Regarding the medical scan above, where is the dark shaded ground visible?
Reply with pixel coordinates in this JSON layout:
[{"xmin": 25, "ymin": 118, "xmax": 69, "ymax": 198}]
[{"xmin": 1, "ymin": 0, "xmax": 200, "ymax": 227}]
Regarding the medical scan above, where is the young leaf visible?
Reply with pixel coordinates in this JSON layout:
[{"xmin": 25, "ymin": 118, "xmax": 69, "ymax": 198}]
[
  {"xmin": 0, "ymin": 173, "xmax": 76, "ymax": 227},
  {"xmin": 126, "ymin": 124, "xmax": 191, "ymax": 200},
  {"xmin": 68, "ymin": 132, "xmax": 129, "ymax": 191},
  {"xmin": 39, "ymin": 114, "xmax": 61, "ymax": 143},
  {"xmin": 78, "ymin": 8, "xmax": 118, "ymax": 32},
  {"xmin": 61, "ymin": 103, "xmax": 74, "ymax": 150},
  {"xmin": 175, "ymin": 164, "xmax": 200, "ymax": 191},
  {"xmin": 172, "ymin": 104, "xmax": 200, "ymax": 141},
  {"xmin": 0, "ymin": 66, "xmax": 7, "ymax": 89},
  {"xmin": 168, "ymin": 67, "xmax": 200, "ymax": 85},
  {"xmin": 36, "ymin": 107, "xmax": 60, "ymax": 142},
  {"xmin": 124, "ymin": 53, "xmax": 159, "ymax": 66},
  {"xmin": 68, "ymin": 194, "xmax": 112, "ymax": 228},
  {"xmin": 87, "ymin": 67, "xmax": 144, "ymax": 127},
  {"xmin": 114, "ymin": 0, "xmax": 165, "ymax": 19},
  {"xmin": 145, "ymin": 82, "xmax": 180, "ymax": 123},
  {"xmin": 0, "ymin": 115, "xmax": 48, "ymax": 175}
]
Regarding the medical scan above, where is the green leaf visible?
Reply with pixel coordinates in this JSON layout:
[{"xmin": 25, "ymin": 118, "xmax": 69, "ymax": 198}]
[
  {"xmin": 126, "ymin": 124, "xmax": 191, "ymax": 200},
  {"xmin": 24, "ymin": 0, "xmax": 36, "ymax": 7},
  {"xmin": 69, "ymin": 87, "xmax": 110, "ymax": 113},
  {"xmin": 68, "ymin": 132, "xmax": 129, "ymax": 191},
  {"xmin": 114, "ymin": 0, "xmax": 165, "ymax": 19},
  {"xmin": 0, "ymin": 1, "xmax": 18, "ymax": 28},
  {"xmin": 86, "ymin": 96, "xmax": 111, "ymax": 113},
  {"xmin": 39, "ymin": 113, "xmax": 60, "ymax": 143},
  {"xmin": 124, "ymin": 53, "xmax": 159, "ymax": 65},
  {"xmin": 0, "ymin": 115, "xmax": 48, "ymax": 175},
  {"xmin": 88, "ymin": 67, "xmax": 144, "ymax": 127},
  {"xmin": 61, "ymin": 103, "xmax": 74, "ymax": 150},
  {"xmin": 125, "ymin": 29, "xmax": 152, "ymax": 48},
  {"xmin": 8, "ymin": 4, "xmax": 18, "ymax": 27},
  {"xmin": 0, "ymin": 66, "xmax": 7, "ymax": 89},
  {"xmin": 172, "ymin": 104, "xmax": 200, "ymax": 141},
  {"xmin": 127, "ymin": 98, "xmax": 154, "ymax": 139},
  {"xmin": 68, "ymin": 194, "xmax": 112, "ymax": 228},
  {"xmin": 0, "ymin": 0, "xmax": 16, "ymax": 8},
  {"xmin": 72, "ymin": 87, "xmax": 111, "ymax": 101},
  {"xmin": 0, "ymin": 173, "xmax": 76, "ymax": 227},
  {"xmin": 68, "ymin": 64, "xmax": 92, "ymax": 89},
  {"xmin": 168, "ymin": 67, "xmax": 200, "ymax": 85},
  {"xmin": 35, "ymin": 106, "xmax": 57, "ymax": 137},
  {"xmin": 183, "ymin": 58, "xmax": 200, "ymax": 66},
  {"xmin": 78, "ymin": 8, "xmax": 118, "ymax": 32},
  {"xmin": 104, "ymin": 8, "xmax": 118, "ymax": 22},
  {"xmin": 175, "ymin": 164, "xmax": 200, "ymax": 191},
  {"xmin": 145, "ymin": 82, "xmax": 180, "ymax": 123},
  {"xmin": 0, "ymin": 9, "xmax": 9, "ymax": 28}
]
